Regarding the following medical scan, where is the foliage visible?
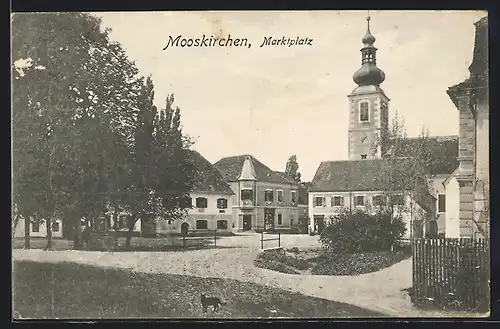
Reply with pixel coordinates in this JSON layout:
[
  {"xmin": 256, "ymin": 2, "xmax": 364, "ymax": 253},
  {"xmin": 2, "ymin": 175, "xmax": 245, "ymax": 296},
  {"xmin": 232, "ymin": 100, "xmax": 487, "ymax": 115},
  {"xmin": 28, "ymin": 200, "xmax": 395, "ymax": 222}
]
[
  {"xmin": 311, "ymin": 250, "xmax": 411, "ymax": 276},
  {"xmin": 285, "ymin": 154, "xmax": 301, "ymax": 183},
  {"xmin": 12, "ymin": 13, "xmax": 195, "ymax": 250},
  {"xmin": 253, "ymin": 250, "xmax": 310, "ymax": 274},
  {"xmin": 318, "ymin": 208, "xmax": 407, "ymax": 254}
]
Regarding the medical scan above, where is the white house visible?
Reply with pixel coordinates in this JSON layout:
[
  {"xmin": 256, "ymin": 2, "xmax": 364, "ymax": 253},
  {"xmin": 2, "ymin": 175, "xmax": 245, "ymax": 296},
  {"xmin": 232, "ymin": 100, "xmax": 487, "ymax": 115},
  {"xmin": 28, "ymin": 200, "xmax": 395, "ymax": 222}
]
[
  {"xmin": 308, "ymin": 159, "xmax": 437, "ymax": 239},
  {"xmin": 14, "ymin": 218, "xmax": 64, "ymax": 238},
  {"xmin": 443, "ymin": 168, "xmax": 460, "ymax": 238},
  {"xmin": 109, "ymin": 150, "xmax": 235, "ymax": 235}
]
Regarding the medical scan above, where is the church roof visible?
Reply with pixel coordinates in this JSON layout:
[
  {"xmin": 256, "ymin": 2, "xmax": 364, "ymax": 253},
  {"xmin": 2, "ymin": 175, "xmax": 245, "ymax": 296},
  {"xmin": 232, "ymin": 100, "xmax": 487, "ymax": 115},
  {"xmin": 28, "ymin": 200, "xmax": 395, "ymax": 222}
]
[
  {"xmin": 187, "ymin": 150, "xmax": 234, "ymax": 195},
  {"xmin": 213, "ymin": 155, "xmax": 297, "ymax": 185},
  {"xmin": 392, "ymin": 136, "xmax": 459, "ymax": 176}
]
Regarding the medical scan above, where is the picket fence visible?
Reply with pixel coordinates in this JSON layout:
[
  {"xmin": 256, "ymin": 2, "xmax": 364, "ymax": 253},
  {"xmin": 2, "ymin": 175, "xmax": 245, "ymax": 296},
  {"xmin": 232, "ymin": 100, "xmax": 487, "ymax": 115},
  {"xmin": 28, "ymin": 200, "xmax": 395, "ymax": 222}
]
[{"xmin": 412, "ymin": 238, "xmax": 490, "ymax": 312}]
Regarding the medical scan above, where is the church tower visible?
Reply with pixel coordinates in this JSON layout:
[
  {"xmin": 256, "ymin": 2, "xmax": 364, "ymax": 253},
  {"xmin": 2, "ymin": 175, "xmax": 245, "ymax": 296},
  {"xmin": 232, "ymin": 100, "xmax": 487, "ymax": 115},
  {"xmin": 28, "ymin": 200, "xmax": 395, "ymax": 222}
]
[{"xmin": 348, "ymin": 15, "xmax": 390, "ymax": 160}]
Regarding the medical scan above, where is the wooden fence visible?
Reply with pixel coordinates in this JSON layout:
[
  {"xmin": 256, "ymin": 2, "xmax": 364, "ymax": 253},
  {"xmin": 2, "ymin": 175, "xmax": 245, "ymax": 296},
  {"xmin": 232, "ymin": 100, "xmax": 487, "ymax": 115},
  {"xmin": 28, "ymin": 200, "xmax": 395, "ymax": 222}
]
[{"xmin": 412, "ymin": 238, "xmax": 490, "ymax": 312}]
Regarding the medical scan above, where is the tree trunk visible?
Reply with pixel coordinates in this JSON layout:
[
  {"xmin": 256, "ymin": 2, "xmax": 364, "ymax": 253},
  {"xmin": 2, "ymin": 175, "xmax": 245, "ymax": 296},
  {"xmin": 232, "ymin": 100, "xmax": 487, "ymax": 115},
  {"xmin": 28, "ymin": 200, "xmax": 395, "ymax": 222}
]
[
  {"xmin": 45, "ymin": 217, "xmax": 53, "ymax": 251},
  {"xmin": 12, "ymin": 213, "xmax": 21, "ymax": 241},
  {"xmin": 73, "ymin": 215, "xmax": 83, "ymax": 250},
  {"xmin": 23, "ymin": 215, "xmax": 30, "ymax": 249},
  {"xmin": 112, "ymin": 206, "xmax": 119, "ymax": 248}
]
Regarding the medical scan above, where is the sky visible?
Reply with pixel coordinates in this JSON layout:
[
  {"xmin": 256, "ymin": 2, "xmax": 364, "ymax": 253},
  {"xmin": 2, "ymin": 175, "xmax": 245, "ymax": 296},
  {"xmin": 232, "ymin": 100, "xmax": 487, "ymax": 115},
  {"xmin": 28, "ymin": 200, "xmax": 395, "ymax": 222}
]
[{"xmin": 95, "ymin": 10, "xmax": 486, "ymax": 181}]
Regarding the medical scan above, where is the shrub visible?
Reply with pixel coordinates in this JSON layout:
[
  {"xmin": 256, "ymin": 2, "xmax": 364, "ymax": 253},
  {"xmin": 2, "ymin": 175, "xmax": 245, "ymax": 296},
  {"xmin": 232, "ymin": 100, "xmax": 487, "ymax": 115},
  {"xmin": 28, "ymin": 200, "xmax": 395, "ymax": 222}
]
[
  {"xmin": 254, "ymin": 250, "xmax": 311, "ymax": 273},
  {"xmin": 319, "ymin": 209, "xmax": 407, "ymax": 254},
  {"xmin": 311, "ymin": 251, "xmax": 410, "ymax": 276},
  {"xmin": 287, "ymin": 247, "xmax": 300, "ymax": 253}
]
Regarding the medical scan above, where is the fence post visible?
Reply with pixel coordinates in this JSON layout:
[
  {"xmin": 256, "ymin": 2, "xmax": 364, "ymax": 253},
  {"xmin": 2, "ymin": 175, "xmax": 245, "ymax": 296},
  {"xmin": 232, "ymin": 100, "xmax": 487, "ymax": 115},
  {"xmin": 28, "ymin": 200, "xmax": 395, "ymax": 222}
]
[
  {"xmin": 261, "ymin": 232, "xmax": 263, "ymax": 250},
  {"xmin": 278, "ymin": 232, "xmax": 281, "ymax": 248},
  {"xmin": 183, "ymin": 235, "xmax": 186, "ymax": 248},
  {"xmin": 214, "ymin": 230, "xmax": 217, "ymax": 247}
]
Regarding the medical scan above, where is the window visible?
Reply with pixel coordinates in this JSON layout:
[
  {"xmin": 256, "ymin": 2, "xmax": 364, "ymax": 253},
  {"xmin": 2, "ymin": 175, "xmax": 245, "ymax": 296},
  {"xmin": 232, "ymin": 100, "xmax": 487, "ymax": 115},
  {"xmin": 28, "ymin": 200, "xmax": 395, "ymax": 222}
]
[
  {"xmin": 196, "ymin": 197, "xmax": 208, "ymax": 208},
  {"xmin": 217, "ymin": 220, "xmax": 228, "ymax": 230},
  {"xmin": 331, "ymin": 196, "xmax": 344, "ymax": 207},
  {"xmin": 314, "ymin": 197, "xmax": 324, "ymax": 207},
  {"xmin": 277, "ymin": 190, "xmax": 284, "ymax": 203},
  {"xmin": 277, "ymin": 214, "xmax": 283, "ymax": 225},
  {"xmin": 32, "ymin": 222, "xmax": 40, "ymax": 233},
  {"xmin": 217, "ymin": 198, "xmax": 228, "ymax": 209},
  {"xmin": 391, "ymin": 194, "xmax": 405, "ymax": 206},
  {"xmin": 359, "ymin": 101, "xmax": 369, "ymax": 122},
  {"xmin": 196, "ymin": 220, "xmax": 208, "ymax": 230},
  {"xmin": 355, "ymin": 196, "xmax": 365, "ymax": 206},
  {"xmin": 438, "ymin": 194, "xmax": 446, "ymax": 213},
  {"xmin": 372, "ymin": 195, "xmax": 383, "ymax": 207},
  {"xmin": 117, "ymin": 215, "xmax": 127, "ymax": 229},
  {"xmin": 241, "ymin": 189, "xmax": 253, "ymax": 201},
  {"xmin": 52, "ymin": 221, "xmax": 60, "ymax": 232},
  {"xmin": 361, "ymin": 154, "xmax": 367, "ymax": 159},
  {"xmin": 291, "ymin": 190, "xmax": 297, "ymax": 204},
  {"xmin": 265, "ymin": 189, "xmax": 274, "ymax": 202}
]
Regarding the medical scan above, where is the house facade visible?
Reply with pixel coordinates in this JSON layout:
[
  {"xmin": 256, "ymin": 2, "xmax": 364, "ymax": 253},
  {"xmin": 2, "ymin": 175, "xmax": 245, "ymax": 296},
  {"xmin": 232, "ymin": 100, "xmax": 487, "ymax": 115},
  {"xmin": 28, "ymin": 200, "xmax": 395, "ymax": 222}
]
[
  {"xmin": 446, "ymin": 16, "xmax": 489, "ymax": 239},
  {"xmin": 443, "ymin": 168, "xmax": 460, "ymax": 238},
  {"xmin": 14, "ymin": 218, "xmax": 64, "ymax": 239},
  {"xmin": 308, "ymin": 159, "xmax": 436, "ymax": 239},
  {"xmin": 214, "ymin": 155, "xmax": 299, "ymax": 233}
]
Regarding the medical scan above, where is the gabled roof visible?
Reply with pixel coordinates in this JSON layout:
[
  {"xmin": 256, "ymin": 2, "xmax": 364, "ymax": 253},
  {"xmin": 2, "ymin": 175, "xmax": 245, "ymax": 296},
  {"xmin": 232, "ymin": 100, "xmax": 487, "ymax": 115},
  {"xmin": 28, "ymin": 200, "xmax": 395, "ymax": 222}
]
[
  {"xmin": 442, "ymin": 167, "xmax": 460, "ymax": 188},
  {"xmin": 274, "ymin": 171, "xmax": 298, "ymax": 184},
  {"xmin": 187, "ymin": 150, "xmax": 234, "ymax": 195},
  {"xmin": 310, "ymin": 159, "xmax": 395, "ymax": 192},
  {"xmin": 213, "ymin": 155, "xmax": 297, "ymax": 185},
  {"xmin": 391, "ymin": 135, "xmax": 459, "ymax": 176}
]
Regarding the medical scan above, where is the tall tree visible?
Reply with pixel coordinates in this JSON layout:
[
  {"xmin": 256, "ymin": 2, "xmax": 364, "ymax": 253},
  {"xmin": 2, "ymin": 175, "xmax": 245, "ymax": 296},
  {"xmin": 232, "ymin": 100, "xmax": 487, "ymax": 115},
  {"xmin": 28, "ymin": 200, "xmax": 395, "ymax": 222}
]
[
  {"xmin": 285, "ymin": 154, "xmax": 301, "ymax": 183},
  {"xmin": 370, "ymin": 111, "xmax": 438, "ymax": 242},
  {"xmin": 12, "ymin": 13, "xmax": 142, "ymax": 249}
]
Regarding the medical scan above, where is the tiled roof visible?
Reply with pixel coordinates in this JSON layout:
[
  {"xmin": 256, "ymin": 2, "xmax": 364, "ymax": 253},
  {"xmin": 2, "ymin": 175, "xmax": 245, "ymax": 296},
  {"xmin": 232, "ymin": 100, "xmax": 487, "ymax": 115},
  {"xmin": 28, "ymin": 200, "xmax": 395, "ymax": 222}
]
[
  {"xmin": 274, "ymin": 171, "xmax": 298, "ymax": 184},
  {"xmin": 394, "ymin": 136, "xmax": 459, "ymax": 176},
  {"xmin": 187, "ymin": 150, "xmax": 234, "ymax": 195},
  {"xmin": 310, "ymin": 159, "xmax": 399, "ymax": 192},
  {"xmin": 213, "ymin": 155, "xmax": 297, "ymax": 185}
]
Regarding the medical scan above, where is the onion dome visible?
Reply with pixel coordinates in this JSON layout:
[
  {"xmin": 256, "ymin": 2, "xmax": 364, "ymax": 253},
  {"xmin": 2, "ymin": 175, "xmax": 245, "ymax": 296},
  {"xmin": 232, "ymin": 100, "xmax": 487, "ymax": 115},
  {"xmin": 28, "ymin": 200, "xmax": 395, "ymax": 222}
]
[{"xmin": 352, "ymin": 15, "xmax": 386, "ymax": 86}]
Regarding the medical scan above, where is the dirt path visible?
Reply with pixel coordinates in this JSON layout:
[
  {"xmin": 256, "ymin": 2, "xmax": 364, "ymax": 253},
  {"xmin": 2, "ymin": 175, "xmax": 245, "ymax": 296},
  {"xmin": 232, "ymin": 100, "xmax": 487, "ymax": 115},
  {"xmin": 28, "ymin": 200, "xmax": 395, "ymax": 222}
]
[{"xmin": 12, "ymin": 248, "xmax": 482, "ymax": 318}]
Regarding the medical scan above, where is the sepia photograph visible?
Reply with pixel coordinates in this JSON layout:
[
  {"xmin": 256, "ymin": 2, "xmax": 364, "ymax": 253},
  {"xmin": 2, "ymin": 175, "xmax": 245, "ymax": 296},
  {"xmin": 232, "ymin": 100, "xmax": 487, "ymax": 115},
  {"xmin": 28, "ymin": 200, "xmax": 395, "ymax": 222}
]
[{"xmin": 11, "ymin": 10, "xmax": 489, "ymax": 319}]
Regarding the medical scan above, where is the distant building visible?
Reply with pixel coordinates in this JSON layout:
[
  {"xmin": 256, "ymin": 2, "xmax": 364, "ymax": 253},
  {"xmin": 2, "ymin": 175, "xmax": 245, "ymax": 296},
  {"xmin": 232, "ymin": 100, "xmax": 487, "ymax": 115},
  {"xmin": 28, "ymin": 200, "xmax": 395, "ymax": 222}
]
[
  {"xmin": 102, "ymin": 150, "xmax": 235, "ymax": 236},
  {"xmin": 308, "ymin": 15, "xmax": 458, "ymax": 238},
  {"xmin": 446, "ymin": 16, "xmax": 489, "ymax": 238},
  {"xmin": 214, "ymin": 155, "xmax": 299, "ymax": 233},
  {"xmin": 308, "ymin": 159, "xmax": 436, "ymax": 238}
]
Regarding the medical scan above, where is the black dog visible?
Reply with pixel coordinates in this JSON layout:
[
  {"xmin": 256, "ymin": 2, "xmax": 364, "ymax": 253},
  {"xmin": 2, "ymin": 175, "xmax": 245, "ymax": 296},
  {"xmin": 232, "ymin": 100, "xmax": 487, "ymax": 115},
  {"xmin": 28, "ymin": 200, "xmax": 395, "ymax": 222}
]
[{"xmin": 200, "ymin": 292, "xmax": 226, "ymax": 313}]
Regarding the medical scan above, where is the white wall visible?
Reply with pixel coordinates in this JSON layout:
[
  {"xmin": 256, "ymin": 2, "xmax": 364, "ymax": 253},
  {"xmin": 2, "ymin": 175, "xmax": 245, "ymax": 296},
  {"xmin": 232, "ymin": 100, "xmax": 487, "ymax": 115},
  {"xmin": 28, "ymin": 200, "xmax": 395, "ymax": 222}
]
[
  {"xmin": 14, "ymin": 218, "xmax": 63, "ymax": 238},
  {"xmin": 308, "ymin": 190, "xmax": 427, "ymax": 239},
  {"xmin": 188, "ymin": 192, "xmax": 233, "ymax": 216},
  {"xmin": 445, "ymin": 175, "xmax": 460, "ymax": 238}
]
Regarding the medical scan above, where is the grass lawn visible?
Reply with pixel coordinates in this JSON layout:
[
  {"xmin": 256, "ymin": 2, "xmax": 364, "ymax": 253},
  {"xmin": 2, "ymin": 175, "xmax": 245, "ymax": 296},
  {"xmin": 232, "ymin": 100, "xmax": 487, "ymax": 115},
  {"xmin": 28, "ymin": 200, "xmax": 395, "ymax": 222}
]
[
  {"xmin": 254, "ymin": 247, "xmax": 412, "ymax": 276},
  {"xmin": 13, "ymin": 260, "xmax": 384, "ymax": 319}
]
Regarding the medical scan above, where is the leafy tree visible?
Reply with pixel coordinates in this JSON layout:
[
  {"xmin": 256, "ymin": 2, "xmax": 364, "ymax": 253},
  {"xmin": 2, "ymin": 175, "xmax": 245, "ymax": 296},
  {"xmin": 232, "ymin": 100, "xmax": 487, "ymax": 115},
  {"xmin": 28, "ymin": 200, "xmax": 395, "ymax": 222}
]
[
  {"xmin": 12, "ymin": 13, "xmax": 142, "ymax": 249},
  {"xmin": 370, "ymin": 110, "xmax": 440, "ymax": 241},
  {"xmin": 285, "ymin": 154, "xmax": 301, "ymax": 183}
]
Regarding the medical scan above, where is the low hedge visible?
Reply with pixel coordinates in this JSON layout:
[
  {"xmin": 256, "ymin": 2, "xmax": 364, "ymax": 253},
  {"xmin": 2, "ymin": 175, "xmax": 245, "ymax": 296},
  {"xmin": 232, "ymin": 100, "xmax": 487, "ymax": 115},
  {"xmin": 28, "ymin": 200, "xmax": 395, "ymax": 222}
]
[
  {"xmin": 254, "ymin": 250, "xmax": 311, "ymax": 274},
  {"xmin": 311, "ymin": 250, "xmax": 411, "ymax": 276}
]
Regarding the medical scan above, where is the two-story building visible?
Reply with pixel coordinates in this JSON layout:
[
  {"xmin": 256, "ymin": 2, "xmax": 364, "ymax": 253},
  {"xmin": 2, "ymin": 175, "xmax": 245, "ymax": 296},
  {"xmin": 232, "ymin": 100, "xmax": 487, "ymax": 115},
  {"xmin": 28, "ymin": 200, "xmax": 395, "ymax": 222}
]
[
  {"xmin": 214, "ymin": 155, "xmax": 299, "ymax": 233},
  {"xmin": 308, "ymin": 159, "xmax": 436, "ymax": 239},
  {"xmin": 446, "ymin": 16, "xmax": 489, "ymax": 239},
  {"xmin": 107, "ymin": 150, "xmax": 235, "ymax": 235}
]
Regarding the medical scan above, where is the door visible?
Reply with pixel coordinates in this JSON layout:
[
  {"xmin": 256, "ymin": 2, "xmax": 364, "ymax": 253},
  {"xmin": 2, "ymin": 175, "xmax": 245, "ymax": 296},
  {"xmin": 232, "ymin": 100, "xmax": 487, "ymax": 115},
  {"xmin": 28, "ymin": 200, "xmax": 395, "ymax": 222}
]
[
  {"xmin": 313, "ymin": 215, "xmax": 325, "ymax": 234},
  {"xmin": 242, "ymin": 215, "xmax": 252, "ymax": 231},
  {"xmin": 181, "ymin": 222, "xmax": 189, "ymax": 236}
]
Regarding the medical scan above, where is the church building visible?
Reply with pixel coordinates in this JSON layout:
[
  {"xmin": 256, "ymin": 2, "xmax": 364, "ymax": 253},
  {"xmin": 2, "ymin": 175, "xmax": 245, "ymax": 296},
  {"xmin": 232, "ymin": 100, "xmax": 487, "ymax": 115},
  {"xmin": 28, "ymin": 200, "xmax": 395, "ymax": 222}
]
[{"xmin": 308, "ymin": 15, "xmax": 458, "ymax": 239}]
